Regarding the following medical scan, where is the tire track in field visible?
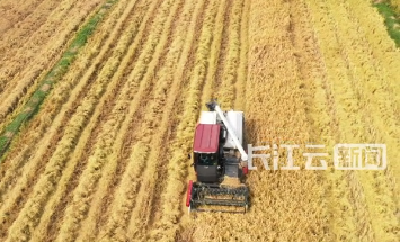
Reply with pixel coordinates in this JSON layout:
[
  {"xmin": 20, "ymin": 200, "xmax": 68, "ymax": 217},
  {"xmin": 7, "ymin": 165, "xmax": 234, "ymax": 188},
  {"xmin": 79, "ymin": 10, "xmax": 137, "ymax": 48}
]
[
  {"xmin": 213, "ymin": 0, "xmax": 232, "ymax": 96},
  {"xmin": 0, "ymin": 0, "xmax": 103, "ymax": 125},
  {"xmin": 200, "ymin": 0, "xmax": 226, "ymax": 107},
  {"xmin": 286, "ymin": 0, "xmax": 331, "ymax": 239},
  {"xmin": 0, "ymin": 1, "xmax": 132, "ymax": 240},
  {"xmin": 217, "ymin": 0, "xmax": 242, "ymax": 108},
  {"xmin": 75, "ymin": 0, "xmax": 182, "ymax": 240},
  {"xmin": 300, "ymin": 1, "xmax": 345, "ymax": 240},
  {"xmin": 234, "ymin": 0, "xmax": 249, "ymax": 110},
  {"xmin": 319, "ymin": 1, "xmax": 381, "ymax": 239},
  {"xmin": 0, "ymin": 0, "xmax": 44, "ymax": 35}
]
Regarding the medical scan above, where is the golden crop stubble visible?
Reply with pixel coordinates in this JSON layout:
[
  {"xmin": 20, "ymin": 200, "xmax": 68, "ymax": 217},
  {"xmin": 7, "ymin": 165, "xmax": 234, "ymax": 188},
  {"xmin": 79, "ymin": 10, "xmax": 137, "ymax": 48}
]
[
  {"xmin": 31, "ymin": 2, "xmax": 159, "ymax": 242},
  {"xmin": 346, "ymin": 0, "xmax": 400, "ymax": 169},
  {"xmin": 0, "ymin": 0, "xmax": 123, "ymax": 202},
  {"xmin": 306, "ymin": 0, "xmax": 398, "ymax": 241},
  {"xmin": 55, "ymin": 4, "xmax": 181, "ymax": 242},
  {"xmin": 1, "ymin": 1, "xmax": 134, "ymax": 241},
  {"xmin": 234, "ymin": 0, "xmax": 249, "ymax": 110},
  {"xmin": 97, "ymin": 143, "xmax": 150, "ymax": 242},
  {"xmin": 53, "ymin": 64, "xmax": 123, "ymax": 242},
  {"xmin": 76, "ymin": 0, "xmax": 184, "ymax": 241},
  {"xmin": 200, "ymin": 0, "xmax": 225, "ymax": 108},
  {"xmin": 322, "ymin": 1, "xmax": 399, "ymax": 240},
  {"xmin": 131, "ymin": 0, "xmax": 207, "ymax": 237},
  {"xmin": 0, "ymin": 0, "xmax": 102, "ymax": 124},
  {"xmin": 29, "ymin": 1, "xmax": 154, "ymax": 242},
  {"xmin": 390, "ymin": 0, "xmax": 400, "ymax": 11},
  {"xmin": 119, "ymin": 2, "xmax": 198, "ymax": 240},
  {"xmin": 0, "ymin": 0, "xmax": 43, "ymax": 33},
  {"xmin": 147, "ymin": 0, "xmax": 219, "ymax": 241},
  {"xmin": 206, "ymin": 0, "xmax": 326, "ymax": 241},
  {"xmin": 305, "ymin": 2, "xmax": 361, "ymax": 239},
  {"xmin": 218, "ymin": 0, "xmax": 242, "ymax": 109}
]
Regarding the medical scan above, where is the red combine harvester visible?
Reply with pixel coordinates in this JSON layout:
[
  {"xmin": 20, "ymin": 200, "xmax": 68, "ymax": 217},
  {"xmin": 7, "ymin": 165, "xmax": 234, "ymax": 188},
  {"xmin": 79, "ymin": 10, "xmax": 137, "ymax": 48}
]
[{"xmin": 186, "ymin": 100, "xmax": 250, "ymax": 213}]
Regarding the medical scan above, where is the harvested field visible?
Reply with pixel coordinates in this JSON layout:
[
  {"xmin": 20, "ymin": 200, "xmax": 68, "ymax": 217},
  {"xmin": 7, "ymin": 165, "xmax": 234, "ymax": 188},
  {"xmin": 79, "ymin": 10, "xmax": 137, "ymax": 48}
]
[{"xmin": 0, "ymin": 0, "xmax": 399, "ymax": 241}]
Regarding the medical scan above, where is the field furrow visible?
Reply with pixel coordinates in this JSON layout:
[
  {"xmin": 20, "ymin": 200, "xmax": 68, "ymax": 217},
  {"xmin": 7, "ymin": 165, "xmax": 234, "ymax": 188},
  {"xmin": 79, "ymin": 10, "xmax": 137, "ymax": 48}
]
[
  {"xmin": 200, "ymin": 0, "xmax": 227, "ymax": 107},
  {"xmin": 0, "ymin": 1, "xmax": 134, "ymax": 241},
  {"xmin": 0, "ymin": 0, "xmax": 103, "ymax": 126},
  {"xmin": 213, "ymin": 0, "xmax": 232, "ymax": 94},
  {"xmin": 96, "ymin": 142, "xmax": 151, "ymax": 242},
  {"xmin": 115, "ymin": 0, "xmax": 208, "ymax": 241},
  {"xmin": 306, "ymin": 0, "xmax": 399, "ymax": 240},
  {"xmin": 30, "ymin": 1, "xmax": 160, "ymax": 242},
  {"xmin": 0, "ymin": 0, "xmax": 45, "ymax": 34},
  {"xmin": 0, "ymin": 0, "xmax": 121, "ymax": 202},
  {"xmin": 0, "ymin": 0, "xmax": 60, "ymax": 61},
  {"xmin": 49, "ymin": 2, "xmax": 174, "ymax": 242},
  {"xmin": 73, "ymin": 0, "xmax": 182, "ymax": 240},
  {"xmin": 147, "ymin": 0, "xmax": 210, "ymax": 239},
  {"xmin": 42, "ymin": 1, "xmax": 164, "ymax": 239},
  {"xmin": 127, "ymin": 0, "xmax": 194, "ymax": 233},
  {"xmin": 217, "ymin": 0, "xmax": 242, "ymax": 108},
  {"xmin": 148, "ymin": 0, "xmax": 224, "ymax": 241},
  {"xmin": 234, "ymin": 0, "xmax": 249, "ymax": 110},
  {"xmin": 87, "ymin": 0, "xmax": 171, "ymax": 235}
]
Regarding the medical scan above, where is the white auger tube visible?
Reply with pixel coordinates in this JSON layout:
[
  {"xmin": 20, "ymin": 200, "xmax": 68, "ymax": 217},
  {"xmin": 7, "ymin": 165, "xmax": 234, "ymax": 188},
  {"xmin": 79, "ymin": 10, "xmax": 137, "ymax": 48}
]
[{"xmin": 214, "ymin": 105, "xmax": 248, "ymax": 162}]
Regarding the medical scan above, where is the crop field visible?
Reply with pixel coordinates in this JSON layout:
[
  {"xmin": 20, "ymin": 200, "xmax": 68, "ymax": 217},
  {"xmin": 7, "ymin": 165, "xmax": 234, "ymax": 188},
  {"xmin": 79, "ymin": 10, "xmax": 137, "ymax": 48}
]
[{"xmin": 0, "ymin": 0, "xmax": 399, "ymax": 241}]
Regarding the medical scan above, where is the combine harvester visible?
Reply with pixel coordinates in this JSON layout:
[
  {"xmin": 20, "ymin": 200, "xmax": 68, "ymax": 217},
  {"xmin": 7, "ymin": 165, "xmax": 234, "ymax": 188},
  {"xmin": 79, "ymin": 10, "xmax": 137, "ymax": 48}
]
[{"xmin": 186, "ymin": 99, "xmax": 250, "ymax": 214}]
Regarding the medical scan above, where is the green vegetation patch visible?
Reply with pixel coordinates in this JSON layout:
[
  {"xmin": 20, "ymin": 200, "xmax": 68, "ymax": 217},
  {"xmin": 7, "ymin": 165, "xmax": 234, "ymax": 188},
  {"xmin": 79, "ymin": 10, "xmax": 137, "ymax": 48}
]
[
  {"xmin": 0, "ymin": 0, "xmax": 118, "ymax": 157},
  {"xmin": 373, "ymin": 0, "xmax": 400, "ymax": 46}
]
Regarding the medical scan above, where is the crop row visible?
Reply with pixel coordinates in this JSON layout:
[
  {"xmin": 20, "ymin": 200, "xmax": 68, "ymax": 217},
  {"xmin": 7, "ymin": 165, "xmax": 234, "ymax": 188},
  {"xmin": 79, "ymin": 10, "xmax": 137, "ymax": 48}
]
[{"xmin": 0, "ymin": 0, "xmax": 104, "ymax": 132}]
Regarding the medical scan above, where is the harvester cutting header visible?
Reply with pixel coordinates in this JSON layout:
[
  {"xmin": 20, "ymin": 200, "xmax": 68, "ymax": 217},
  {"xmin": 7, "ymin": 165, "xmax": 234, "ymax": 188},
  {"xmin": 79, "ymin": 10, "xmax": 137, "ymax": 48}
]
[{"xmin": 186, "ymin": 99, "xmax": 250, "ymax": 213}]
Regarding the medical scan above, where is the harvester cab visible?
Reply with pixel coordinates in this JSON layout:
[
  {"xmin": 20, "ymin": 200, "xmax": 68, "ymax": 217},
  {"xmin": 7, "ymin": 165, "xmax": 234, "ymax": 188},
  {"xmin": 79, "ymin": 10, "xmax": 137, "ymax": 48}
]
[{"xmin": 186, "ymin": 100, "xmax": 250, "ymax": 214}]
